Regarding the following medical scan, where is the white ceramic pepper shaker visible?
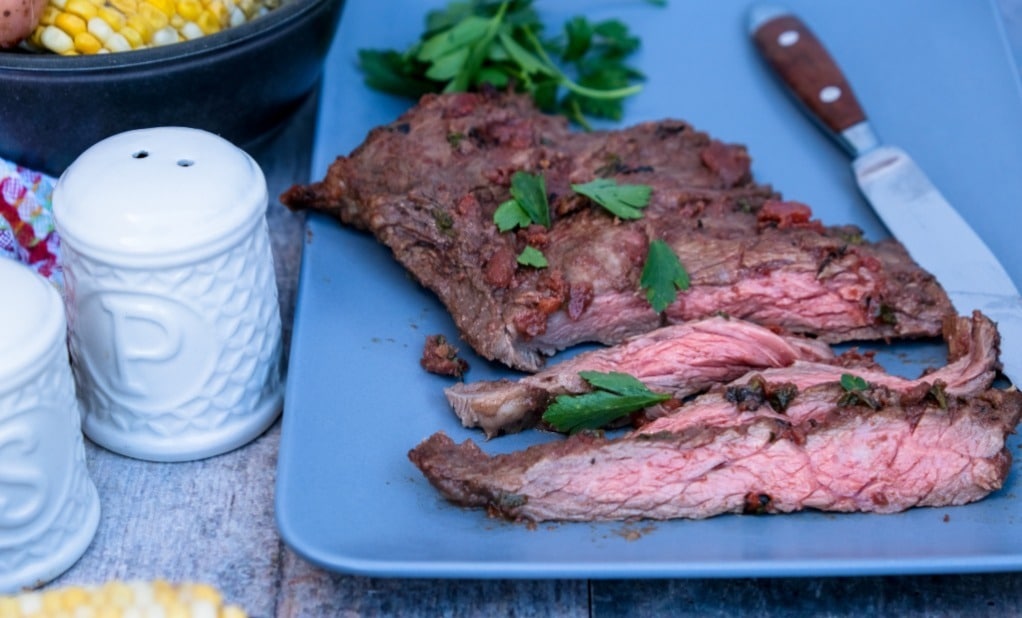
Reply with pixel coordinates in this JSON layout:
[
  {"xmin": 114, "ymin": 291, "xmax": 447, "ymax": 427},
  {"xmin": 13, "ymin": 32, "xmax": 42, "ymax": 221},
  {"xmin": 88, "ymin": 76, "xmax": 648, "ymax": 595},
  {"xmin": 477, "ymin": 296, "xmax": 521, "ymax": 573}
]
[
  {"xmin": 53, "ymin": 127, "xmax": 284, "ymax": 462},
  {"xmin": 0, "ymin": 259, "xmax": 100, "ymax": 593}
]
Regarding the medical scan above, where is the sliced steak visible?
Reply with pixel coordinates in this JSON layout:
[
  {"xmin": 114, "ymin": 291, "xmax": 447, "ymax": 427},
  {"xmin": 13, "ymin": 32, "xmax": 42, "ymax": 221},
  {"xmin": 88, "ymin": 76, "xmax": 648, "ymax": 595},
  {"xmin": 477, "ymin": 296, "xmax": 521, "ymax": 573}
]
[
  {"xmin": 729, "ymin": 310, "xmax": 999, "ymax": 397},
  {"xmin": 446, "ymin": 311, "xmax": 998, "ymax": 438},
  {"xmin": 284, "ymin": 91, "xmax": 954, "ymax": 371},
  {"xmin": 446, "ymin": 316, "xmax": 835, "ymax": 437},
  {"xmin": 409, "ymin": 384, "xmax": 1022, "ymax": 522}
]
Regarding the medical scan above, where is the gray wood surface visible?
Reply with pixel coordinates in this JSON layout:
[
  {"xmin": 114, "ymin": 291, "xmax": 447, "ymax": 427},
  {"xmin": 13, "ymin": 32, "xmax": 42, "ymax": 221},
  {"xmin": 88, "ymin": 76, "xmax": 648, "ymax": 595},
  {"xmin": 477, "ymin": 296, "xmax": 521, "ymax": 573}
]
[{"xmin": 47, "ymin": 3, "xmax": 1022, "ymax": 614}]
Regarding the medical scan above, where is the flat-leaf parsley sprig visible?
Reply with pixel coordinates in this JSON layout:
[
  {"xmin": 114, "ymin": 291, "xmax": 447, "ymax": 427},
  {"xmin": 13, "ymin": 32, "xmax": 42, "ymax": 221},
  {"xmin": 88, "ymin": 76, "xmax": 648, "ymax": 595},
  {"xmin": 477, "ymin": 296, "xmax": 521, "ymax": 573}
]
[
  {"xmin": 571, "ymin": 178, "xmax": 652, "ymax": 220},
  {"xmin": 542, "ymin": 371, "xmax": 671, "ymax": 433},
  {"xmin": 493, "ymin": 171, "xmax": 551, "ymax": 268},
  {"xmin": 357, "ymin": 0, "xmax": 654, "ymax": 127},
  {"xmin": 641, "ymin": 239, "xmax": 690, "ymax": 313}
]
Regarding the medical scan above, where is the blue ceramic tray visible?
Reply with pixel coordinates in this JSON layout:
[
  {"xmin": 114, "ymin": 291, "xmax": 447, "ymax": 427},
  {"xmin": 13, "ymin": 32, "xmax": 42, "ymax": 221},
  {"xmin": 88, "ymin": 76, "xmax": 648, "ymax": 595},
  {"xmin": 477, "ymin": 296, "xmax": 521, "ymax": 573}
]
[{"xmin": 276, "ymin": 0, "xmax": 1022, "ymax": 578}]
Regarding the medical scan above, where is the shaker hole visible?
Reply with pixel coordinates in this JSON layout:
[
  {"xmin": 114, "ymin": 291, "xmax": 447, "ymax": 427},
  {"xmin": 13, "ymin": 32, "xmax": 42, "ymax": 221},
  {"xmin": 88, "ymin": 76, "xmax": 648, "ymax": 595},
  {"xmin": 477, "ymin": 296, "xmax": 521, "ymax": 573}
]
[
  {"xmin": 132, "ymin": 150, "xmax": 149, "ymax": 159},
  {"xmin": 177, "ymin": 159, "xmax": 194, "ymax": 167}
]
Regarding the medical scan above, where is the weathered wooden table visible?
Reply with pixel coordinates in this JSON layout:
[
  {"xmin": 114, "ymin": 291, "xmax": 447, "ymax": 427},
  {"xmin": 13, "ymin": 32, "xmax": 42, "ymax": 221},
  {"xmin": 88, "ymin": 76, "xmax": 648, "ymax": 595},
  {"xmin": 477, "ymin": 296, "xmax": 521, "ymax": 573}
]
[{"xmin": 49, "ymin": 1, "xmax": 1022, "ymax": 615}]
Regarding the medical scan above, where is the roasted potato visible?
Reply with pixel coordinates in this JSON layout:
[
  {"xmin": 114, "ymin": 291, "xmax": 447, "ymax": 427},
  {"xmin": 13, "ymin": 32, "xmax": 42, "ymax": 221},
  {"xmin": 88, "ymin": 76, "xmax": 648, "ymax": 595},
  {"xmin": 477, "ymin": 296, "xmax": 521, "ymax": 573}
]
[{"xmin": 0, "ymin": 0, "xmax": 44, "ymax": 48}]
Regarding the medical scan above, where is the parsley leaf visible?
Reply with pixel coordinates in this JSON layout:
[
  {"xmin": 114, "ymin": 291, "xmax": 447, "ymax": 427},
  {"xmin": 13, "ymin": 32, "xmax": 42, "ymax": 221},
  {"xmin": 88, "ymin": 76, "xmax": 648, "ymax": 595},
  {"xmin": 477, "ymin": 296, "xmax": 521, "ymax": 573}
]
[
  {"xmin": 358, "ymin": 0, "xmax": 654, "ymax": 127},
  {"xmin": 509, "ymin": 171, "xmax": 551, "ymax": 227},
  {"xmin": 572, "ymin": 178, "xmax": 652, "ymax": 219},
  {"xmin": 517, "ymin": 245, "xmax": 548, "ymax": 268},
  {"xmin": 357, "ymin": 50, "xmax": 436, "ymax": 99},
  {"xmin": 493, "ymin": 199, "xmax": 533, "ymax": 231},
  {"xmin": 840, "ymin": 373, "xmax": 868, "ymax": 392},
  {"xmin": 640, "ymin": 239, "xmax": 689, "ymax": 313},
  {"xmin": 493, "ymin": 171, "xmax": 550, "ymax": 230},
  {"xmin": 542, "ymin": 371, "xmax": 670, "ymax": 433},
  {"xmin": 837, "ymin": 373, "xmax": 878, "ymax": 409}
]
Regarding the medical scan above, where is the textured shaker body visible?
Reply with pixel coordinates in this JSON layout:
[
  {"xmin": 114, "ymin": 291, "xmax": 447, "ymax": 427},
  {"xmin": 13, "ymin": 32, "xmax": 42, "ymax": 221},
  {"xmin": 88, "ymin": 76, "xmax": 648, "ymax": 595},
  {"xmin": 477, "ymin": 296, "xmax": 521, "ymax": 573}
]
[
  {"xmin": 53, "ymin": 127, "xmax": 284, "ymax": 462},
  {"xmin": 0, "ymin": 259, "xmax": 100, "ymax": 593}
]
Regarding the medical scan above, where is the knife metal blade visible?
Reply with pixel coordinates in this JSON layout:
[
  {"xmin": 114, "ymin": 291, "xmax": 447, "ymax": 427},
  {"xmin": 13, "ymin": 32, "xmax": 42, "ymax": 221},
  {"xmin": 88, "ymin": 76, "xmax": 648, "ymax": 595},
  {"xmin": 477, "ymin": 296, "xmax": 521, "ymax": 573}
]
[{"xmin": 749, "ymin": 6, "xmax": 1022, "ymax": 384}]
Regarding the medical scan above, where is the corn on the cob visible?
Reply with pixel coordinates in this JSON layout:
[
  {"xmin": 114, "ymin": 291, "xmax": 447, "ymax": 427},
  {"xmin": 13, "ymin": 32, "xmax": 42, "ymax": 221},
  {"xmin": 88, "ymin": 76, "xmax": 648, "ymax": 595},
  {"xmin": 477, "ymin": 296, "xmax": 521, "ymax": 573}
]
[
  {"xmin": 28, "ymin": 0, "xmax": 281, "ymax": 55},
  {"xmin": 0, "ymin": 580, "xmax": 248, "ymax": 618}
]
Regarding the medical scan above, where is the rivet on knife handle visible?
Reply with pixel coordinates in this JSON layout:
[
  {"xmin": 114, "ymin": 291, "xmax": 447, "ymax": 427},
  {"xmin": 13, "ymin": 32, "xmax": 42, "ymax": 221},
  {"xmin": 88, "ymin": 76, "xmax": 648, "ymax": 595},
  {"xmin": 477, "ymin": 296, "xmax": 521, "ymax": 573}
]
[{"xmin": 749, "ymin": 7, "xmax": 876, "ymax": 155}]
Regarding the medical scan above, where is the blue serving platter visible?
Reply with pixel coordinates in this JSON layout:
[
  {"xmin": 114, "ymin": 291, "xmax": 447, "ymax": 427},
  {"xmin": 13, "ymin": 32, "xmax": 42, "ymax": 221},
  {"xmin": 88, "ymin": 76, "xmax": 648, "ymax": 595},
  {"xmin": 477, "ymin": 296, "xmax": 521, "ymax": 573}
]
[{"xmin": 276, "ymin": 0, "xmax": 1022, "ymax": 578}]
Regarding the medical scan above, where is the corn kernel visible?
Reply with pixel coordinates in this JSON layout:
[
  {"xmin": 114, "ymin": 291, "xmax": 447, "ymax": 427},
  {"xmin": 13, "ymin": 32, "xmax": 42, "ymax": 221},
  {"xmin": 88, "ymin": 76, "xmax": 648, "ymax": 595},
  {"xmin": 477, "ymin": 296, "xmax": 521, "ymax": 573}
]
[
  {"xmin": 139, "ymin": 2, "xmax": 169, "ymax": 29},
  {"xmin": 0, "ymin": 598, "xmax": 19, "ymax": 618},
  {"xmin": 40, "ymin": 24, "xmax": 75, "ymax": 53},
  {"xmin": 188, "ymin": 601, "xmax": 216, "ymax": 618},
  {"xmin": 204, "ymin": 0, "xmax": 227, "ymax": 24},
  {"xmin": 195, "ymin": 11, "xmax": 220, "ymax": 33},
  {"xmin": 151, "ymin": 24, "xmax": 178, "ymax": 45},
  {"xmin": 101, "ymin": 581, "xmax": 135, "ymax": 607},
  {"xmin": 115, "ymin": 26, "xmax": 141, "ymax": 47},
  {"xmin": 163, "ymin": 604, "xmax": 188, "ymax": 618},
  {"xmin": 87, "ymin": 16, "xmax": 112, "ymax": 40},
  {"xmin": 175, "ymin": 0, "xmax": 200, "ymax": 21},
  {"xmin": 96, "ymin": 6, "xmax": 125, "ymax": 29},
  {"xmin": 73, "ymin": 30, "xmax": 103, "ymax": 52},
  {"xmin": 102, "ymin": 32, "xmax": 127, "ymax": 48},
  {"xmin": 125, "ymin": 14, "xmax": 151, "ymax": 38},
  {"xmin": 146, "ymin": 0, "xmax": 174, "ymax": 17},
  {"xmin": 179, "ymin": 21, "xmax": 202, "ymax": 39},
  {"xmin": 65, "ymin": 0, "xmax": 99, "ymax": 19},
  {"xmin": 60, "ymin": 586, "xmax": 93, "ymax": 610},
  {"xmin": 107, "ymin": 0, "xmax": 137, "ymax": 15},
  {"xmin": 186, "ymin": 583, "xmax": 222, "ymax": 607},
  {"xmin": 39, "ymin": 5, "xmax": 63, "ymax": 24},
  {"xmin": 54, "ymin": 11, "xmax": 88, "ymax": 35}
]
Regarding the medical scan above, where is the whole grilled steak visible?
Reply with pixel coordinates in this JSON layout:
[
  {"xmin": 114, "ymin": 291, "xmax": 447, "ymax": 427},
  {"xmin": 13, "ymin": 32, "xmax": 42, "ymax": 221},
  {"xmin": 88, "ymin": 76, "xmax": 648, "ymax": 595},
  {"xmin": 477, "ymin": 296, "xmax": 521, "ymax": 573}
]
[
  {"xmin": 409, "ymin": 382, "xmax": 1022, "ymax": 522},
  {"xmin": 283, "ymin": 91, "xmax": 953, "ymax": 371}
]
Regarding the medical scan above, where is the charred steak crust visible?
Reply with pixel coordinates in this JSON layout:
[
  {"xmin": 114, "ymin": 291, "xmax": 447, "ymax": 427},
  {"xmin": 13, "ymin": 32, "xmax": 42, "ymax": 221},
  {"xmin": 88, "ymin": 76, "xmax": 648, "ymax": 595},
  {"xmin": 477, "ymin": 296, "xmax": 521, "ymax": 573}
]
[
  {"xmin": 409, "ymin": 384, "xmax": 1022, "ymax": 522},
  {"xmin": 283, "ymin": 91, "xmax": 954, "ymax": 371}
]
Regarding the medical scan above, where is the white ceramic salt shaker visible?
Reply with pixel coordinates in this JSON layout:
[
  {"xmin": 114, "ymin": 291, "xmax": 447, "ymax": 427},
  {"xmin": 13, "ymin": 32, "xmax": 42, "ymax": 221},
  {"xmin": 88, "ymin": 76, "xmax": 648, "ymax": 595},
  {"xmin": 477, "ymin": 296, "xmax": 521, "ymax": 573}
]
[
  {"xmin": 53, "ymin": 127, "xmax": 284, "ymax": 462},
  {"xmin": 0, "ymin": 259, "xmax": 100, "ymax": 593}
]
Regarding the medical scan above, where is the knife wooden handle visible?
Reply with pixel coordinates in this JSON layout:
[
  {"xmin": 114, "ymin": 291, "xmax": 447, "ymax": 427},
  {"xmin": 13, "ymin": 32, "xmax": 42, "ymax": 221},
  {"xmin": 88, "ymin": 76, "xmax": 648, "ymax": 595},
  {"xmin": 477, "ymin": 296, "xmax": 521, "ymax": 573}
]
[{"xmin": 751, "ymin": 11, "xmax": 866, "ymax": 135}]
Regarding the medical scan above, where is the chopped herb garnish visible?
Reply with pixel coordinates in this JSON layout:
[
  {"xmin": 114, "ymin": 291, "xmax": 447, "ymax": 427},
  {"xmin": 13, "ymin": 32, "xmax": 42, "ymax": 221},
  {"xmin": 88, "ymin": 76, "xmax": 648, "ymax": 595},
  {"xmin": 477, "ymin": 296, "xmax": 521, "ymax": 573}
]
[
  {"xmin": 877, "ymin": 303, "xmax": 898, "ymax": 325},
  {"xmin": 517, "ymin": 245, "xmax": 548, "ymax": 268},
  {"xmin": 543, "ymin": 371, "xmax": 670, "ymax": 433},
  {"xmin": 928, "ymin": 381, "xmax": 949, "ymax": 409},
  {"xmin": 358, "ymin": 0, "xmax": 653, "ymax": 128},
  {"xmin": 509, "ymin": 170, "xmax": 550, "ymax": 227},
  {"xmin": 840, "ymin": 373, "xmax": 868, "ymax": 392},
  {"xmin": 494, "ymin": 171, "xmax": 550, "ymax": 231},
  {"xmin": 838, "ymin": 373, "xmax": 879, "ymax": 409},
  {"xmin": 725, "ymin": 376, "xmax": 799, "ymax": 413},
  {"xmin": 640, "ymin": 239, "xmax": 689, "ymax": 313},
  {"xmin": 493, "ymin": 200, "xmax": 534, "ymax": 232},
  {"xmin": 571, "ymin": 178, "xmax": 652, "ymax": 219}
]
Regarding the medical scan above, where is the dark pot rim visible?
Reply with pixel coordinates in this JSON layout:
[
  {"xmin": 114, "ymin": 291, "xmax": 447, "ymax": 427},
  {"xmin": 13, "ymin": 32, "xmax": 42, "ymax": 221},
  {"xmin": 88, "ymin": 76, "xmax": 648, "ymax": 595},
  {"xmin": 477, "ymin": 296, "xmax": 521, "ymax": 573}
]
[{"xmin": 0, "ymin": 0, "xmax": 338, "ymax": 73}]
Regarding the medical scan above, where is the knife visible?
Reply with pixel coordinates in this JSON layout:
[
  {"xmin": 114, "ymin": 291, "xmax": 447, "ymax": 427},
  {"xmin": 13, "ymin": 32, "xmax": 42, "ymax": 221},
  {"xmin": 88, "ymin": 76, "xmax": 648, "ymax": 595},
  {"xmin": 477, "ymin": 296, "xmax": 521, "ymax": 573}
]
[{"xmin": 748, "ymin": 6, "xmax": 1022, "ymax": 385}]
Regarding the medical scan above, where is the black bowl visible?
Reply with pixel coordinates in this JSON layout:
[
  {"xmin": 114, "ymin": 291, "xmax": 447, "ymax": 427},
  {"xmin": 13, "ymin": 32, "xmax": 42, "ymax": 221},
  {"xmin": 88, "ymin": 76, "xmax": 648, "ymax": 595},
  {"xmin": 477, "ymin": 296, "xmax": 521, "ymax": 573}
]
[{"xmin": 0, "ymin": 0, "xmax": 345, "ymax": 175}]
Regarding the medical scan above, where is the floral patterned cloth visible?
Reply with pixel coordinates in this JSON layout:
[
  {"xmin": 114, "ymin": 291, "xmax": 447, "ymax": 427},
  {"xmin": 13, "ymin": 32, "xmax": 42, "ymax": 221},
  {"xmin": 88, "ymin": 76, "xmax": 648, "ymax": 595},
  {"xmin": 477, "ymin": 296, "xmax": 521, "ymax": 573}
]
[{"xmin": 0, "ymin": 158, "xmax": 61, "ymax": 288}]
